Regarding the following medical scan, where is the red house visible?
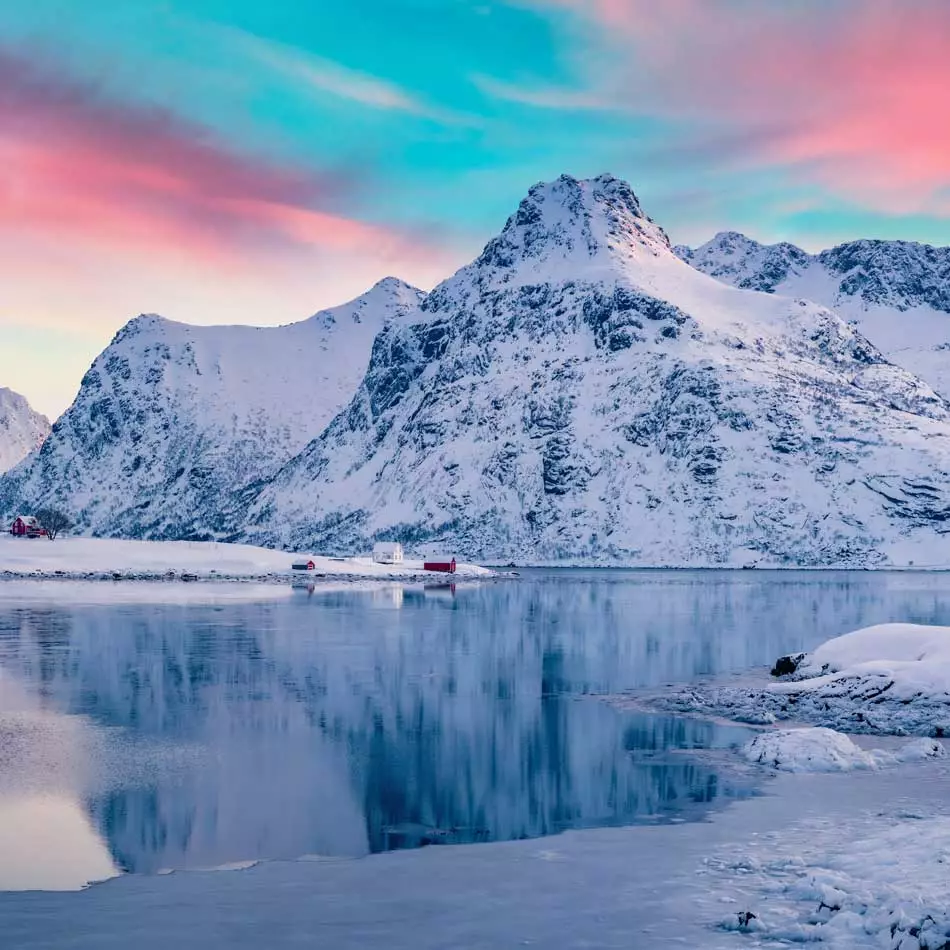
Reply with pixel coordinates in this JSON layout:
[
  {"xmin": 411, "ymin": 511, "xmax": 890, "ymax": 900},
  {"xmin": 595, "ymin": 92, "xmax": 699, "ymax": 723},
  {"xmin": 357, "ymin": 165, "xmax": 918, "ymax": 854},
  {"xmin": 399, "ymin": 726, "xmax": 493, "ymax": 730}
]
[
  {"xmin": 292, "ymin": 559, "xmax": 316, "ymax": 571},
  {"xmin": 10, "ymin": 515, "xmax": 47, "ymax": 539},
  {"xmin": 424, "ymin": 557, "xmax": 457, "ymax": 574}
]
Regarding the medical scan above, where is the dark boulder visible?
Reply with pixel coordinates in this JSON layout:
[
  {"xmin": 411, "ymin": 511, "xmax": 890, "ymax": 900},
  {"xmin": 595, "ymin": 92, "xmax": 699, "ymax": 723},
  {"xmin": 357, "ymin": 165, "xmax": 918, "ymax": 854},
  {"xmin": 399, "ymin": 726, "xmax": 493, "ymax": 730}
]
[{"xmin": 771, "ymin": 652, "xmax": 806, "ymax": 677}]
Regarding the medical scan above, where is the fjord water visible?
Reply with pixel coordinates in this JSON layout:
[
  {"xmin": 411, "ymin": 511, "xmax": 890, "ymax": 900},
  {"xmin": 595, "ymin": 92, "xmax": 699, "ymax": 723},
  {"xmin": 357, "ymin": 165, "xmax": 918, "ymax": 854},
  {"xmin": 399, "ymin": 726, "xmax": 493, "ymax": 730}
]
[{"xmin": 2, "ymin": 570, "xmax": 950, "ymax": 890}]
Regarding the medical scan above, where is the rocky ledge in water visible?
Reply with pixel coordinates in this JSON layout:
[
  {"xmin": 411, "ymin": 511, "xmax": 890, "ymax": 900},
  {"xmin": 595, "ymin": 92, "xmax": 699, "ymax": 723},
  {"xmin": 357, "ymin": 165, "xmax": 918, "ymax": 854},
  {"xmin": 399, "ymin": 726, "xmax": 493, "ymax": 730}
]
[{"xmin": 614, "ymin": 623, "xmax": 950, "ymax": 737}]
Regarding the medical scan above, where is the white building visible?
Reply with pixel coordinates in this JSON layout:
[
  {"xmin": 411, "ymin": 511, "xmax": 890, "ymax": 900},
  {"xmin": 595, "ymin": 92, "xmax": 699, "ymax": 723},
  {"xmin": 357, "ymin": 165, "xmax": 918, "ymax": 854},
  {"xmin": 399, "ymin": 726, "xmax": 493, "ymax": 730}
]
[{"xmin": 372, "ymin": 542, "xmax": 404, "ymax": 565}]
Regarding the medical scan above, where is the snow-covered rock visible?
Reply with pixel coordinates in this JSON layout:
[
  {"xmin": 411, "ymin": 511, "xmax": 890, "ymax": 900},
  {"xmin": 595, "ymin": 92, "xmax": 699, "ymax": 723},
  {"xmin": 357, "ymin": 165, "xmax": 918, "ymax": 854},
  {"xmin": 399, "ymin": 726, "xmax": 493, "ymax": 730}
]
[
  {"xmin": 245, "ymin": 174, "xmax": 950, "ymax": 566},
  {"xmin": 0, "ymin": 388, "xmax": 49, "ymax": 474},
  {"xmin": 677, "ymin": 232, "xmax": 950, "ymax": 397},
  {"xmin": 742, "ymin": 727, "xmax": 879, "ymax": 772},
  {"xmin": 641, "ymin": 622, "xmax": 950, "ymax": 736},
  {"xmin": 0, "ymin": 279, "xmax": 423, "ymax": 539},
  {"xmin": 894, "ymin": 737, "xmax": 947, "ymax": 763},
  {"xmin": 743, "ymin": 726, "xmax": 947, "ymax": 772}
]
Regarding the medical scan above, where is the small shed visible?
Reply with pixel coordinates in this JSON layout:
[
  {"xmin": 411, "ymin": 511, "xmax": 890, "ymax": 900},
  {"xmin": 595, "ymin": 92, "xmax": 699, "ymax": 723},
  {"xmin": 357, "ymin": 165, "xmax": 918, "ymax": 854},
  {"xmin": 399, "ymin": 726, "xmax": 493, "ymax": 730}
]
[
  {"xmin": 424, "ymin": 557, "xmax": 457, "ymax": 574},
  {"xmin": 292, "ymin": 560, "xmax": 317, "ymax": 571},
  {"xmin": 10, "ymin": 515, "xmax": 47, "ymax": 539},
  {"xmin": 373, "ymin": 542, "xmax": 404, "ymax": 565}
]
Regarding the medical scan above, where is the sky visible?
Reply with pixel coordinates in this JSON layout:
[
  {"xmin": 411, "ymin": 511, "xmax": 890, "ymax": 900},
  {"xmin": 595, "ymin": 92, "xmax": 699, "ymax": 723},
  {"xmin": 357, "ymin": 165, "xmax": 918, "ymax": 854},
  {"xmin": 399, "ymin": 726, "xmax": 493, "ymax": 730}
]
[{"xmin": 2, "ymin": 0, "xmax": 949, "ymax": 419}]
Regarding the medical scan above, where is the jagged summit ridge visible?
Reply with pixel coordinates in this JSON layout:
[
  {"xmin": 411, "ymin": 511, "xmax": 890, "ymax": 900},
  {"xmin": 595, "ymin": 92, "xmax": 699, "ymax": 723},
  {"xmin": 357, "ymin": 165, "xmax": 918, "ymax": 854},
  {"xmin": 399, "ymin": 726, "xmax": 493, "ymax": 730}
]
[
  {"xmin": 473, "ymin": 174, "xmax": 672, "ymax": 284},
  {"xmin": 678, "ymin": 232, "xmax": 950, "ymax": 313},
  {"xmin": 677, "ymin": 231, "xmax": 950, "ymax": 396}
]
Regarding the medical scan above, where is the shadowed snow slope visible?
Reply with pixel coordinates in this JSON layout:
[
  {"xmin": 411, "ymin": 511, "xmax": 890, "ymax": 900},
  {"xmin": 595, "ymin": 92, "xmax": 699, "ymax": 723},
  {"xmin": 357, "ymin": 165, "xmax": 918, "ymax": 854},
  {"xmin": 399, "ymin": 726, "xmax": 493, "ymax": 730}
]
[
  {"xmin": 0, "ymin": 279, "xmax": 423, "ymax": 539},
  {"xmin": 0, "ymin": 388, "xmax": 49, "ymax": 475},
  {"xmin": 677, "ymin": 231, "xmax": 950, "ymax": 397},
  {"xmin": 244, "ymin": 174, "xmax": 950, "ymax": 565}
]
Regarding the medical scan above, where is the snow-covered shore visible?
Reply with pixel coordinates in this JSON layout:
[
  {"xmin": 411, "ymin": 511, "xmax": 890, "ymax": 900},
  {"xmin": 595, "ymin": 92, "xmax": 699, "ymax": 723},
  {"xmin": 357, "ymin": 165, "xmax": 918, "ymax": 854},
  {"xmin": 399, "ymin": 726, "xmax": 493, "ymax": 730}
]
[
  {"xmin": 617, "ymin": 622, "xmax": 950, "ymax": 737},
  {"xmin": 0, "ymin": 536, "xmax": 494, "ymax": 583}
]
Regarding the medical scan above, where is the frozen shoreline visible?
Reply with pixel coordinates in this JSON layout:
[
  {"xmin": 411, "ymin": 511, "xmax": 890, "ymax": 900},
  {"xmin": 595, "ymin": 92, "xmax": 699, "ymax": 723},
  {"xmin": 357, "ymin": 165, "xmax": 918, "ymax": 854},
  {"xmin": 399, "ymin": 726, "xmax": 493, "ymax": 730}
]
[
  {"xmin": 2, "ymin": 756, "xmax": 949, "ymax": 949},
  {"xmin": 6, "ymin": 534, "xmax": 950, "ymax": 582},
  {"xmin": 0, "ymin": 536, "xmax": 495, "ymax": 585},
  {"xmin": 612, "ymin": 623, "xmax": 950, "ymax": 738}
]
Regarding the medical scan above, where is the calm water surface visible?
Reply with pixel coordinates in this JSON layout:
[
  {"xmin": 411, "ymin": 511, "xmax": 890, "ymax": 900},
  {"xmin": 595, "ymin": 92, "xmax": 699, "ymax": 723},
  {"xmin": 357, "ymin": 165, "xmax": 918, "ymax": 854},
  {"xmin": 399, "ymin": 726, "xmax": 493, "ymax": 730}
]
[{"xmin": 1, "ymin": 569, "xmax": 949, "ymax": 890}]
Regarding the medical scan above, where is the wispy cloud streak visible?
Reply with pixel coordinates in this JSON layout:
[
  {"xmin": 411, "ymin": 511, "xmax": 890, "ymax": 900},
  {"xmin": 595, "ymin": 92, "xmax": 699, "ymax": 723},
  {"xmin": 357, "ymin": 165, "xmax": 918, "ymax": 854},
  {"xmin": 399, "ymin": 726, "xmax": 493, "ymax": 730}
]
[
  {"xmin": 514, "ymin": 0, "xmax": 950, "ymax": 214},
  {"xmin": 0, "ymin": 44, "xmax": 431, "ymax": 262},
  {"xmin": 226, "ymin": 29, "xmax": 469, "ymax": 124}
]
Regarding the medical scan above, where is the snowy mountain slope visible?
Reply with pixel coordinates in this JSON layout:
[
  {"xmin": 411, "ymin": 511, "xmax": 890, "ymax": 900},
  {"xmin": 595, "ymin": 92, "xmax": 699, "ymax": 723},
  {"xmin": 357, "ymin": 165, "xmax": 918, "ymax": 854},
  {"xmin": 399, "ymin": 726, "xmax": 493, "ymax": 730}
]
[
  {"xmin": 243, "ymin": 174, "xmax": 950, "ymax": 566},
  {"xmin": 0, "ymin": 387, "xmax": 50, "ymax": 474},
  {"xmin": 0, "ymin": 278, "xmax": 423, "ymax": 538},
  {"xmin": 676, "ymin": 232, "xmax": 950, "ymax": 395}
]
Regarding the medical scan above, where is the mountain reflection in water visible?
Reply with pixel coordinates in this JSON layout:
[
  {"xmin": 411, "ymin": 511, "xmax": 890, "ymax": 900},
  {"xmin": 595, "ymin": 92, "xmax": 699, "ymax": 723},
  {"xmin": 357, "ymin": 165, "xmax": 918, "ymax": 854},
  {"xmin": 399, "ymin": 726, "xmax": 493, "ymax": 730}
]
[{"xmin": 2, "ymin": 569, "xmax": 949, "ymax": 885}]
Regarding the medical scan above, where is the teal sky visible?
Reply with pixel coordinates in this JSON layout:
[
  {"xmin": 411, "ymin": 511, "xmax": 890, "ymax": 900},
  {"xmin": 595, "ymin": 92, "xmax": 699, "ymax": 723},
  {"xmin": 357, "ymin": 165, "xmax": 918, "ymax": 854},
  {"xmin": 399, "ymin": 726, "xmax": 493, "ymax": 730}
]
[{"xmin": 2, "ymin": 0, "xmax": 949, "ymax": 416}]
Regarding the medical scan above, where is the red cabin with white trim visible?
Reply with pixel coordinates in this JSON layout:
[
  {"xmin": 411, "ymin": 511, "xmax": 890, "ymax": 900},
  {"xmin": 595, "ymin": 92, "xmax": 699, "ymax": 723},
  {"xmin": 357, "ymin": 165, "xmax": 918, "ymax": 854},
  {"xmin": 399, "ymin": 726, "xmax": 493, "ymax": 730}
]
[{"xmin": 10, "ymin": 515, "xmax": 47, "ymax": 538}]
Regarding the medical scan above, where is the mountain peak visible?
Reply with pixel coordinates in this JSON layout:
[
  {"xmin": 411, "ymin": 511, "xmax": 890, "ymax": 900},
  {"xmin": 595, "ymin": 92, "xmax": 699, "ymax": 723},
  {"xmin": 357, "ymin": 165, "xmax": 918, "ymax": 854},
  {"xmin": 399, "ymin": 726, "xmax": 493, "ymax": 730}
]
[
  {"xmin": 676, "ymin": 231, "xmax": 811, "ymax": 293},
  {"xmin": 473, "ymin": 174, "xmax": 672, "ymax": 281},
  {"xmin": 370, "ymin": 275, "xmax": 420, "ymax": 294}
]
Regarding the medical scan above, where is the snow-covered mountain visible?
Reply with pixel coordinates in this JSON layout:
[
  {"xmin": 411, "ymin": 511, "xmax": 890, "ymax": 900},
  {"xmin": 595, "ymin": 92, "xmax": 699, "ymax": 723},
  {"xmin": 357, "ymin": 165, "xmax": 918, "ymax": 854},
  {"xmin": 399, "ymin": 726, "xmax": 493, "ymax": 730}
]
[
  {"xmin": 0, "ymin": 387, "xmax": 50, "ymax": 474},
  {"xmin": 0, "ymin": 278, "xmax": 422, "ymax": 538},
  {"xmin": 243, "ymin": 174, "xmax": 950, "ymax": 566},
  {"xmin": 676, "ymin": 232, "xmax": 950, "ymax": 395}
]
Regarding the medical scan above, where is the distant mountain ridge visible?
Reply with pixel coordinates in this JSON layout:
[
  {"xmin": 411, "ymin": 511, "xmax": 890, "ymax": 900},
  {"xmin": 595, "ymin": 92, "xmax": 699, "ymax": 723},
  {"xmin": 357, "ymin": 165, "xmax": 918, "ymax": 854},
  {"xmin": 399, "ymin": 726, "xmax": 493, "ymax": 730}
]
[
  {"xmin": 0, "ymin": 278, "xmax": 423, "ymax": 538},
  {"xmin": 241, "ymin": 174, "xmax": 950, "ymax": 566},
  {"xmin": 676, "ymin": 232, "xmax": 950, "ymax": 395},
  {"xmin": 0, "ymin": 387, "xmax": 50, "ymax": 475}
]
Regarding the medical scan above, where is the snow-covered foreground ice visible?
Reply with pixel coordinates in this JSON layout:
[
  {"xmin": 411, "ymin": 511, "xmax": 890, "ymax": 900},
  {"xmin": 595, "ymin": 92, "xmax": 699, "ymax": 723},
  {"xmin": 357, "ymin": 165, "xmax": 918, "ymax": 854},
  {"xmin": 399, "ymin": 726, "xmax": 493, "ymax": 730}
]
[
  {"xmin": 628, "ymin": 622, "xmax": 950, "ymax": 737},
  {"xmin": 2, "ymin": 756, "xmax": 949, "ymax": 949},
  {"xmin": 0, "ymin": 535, "xmax": 492, "ymax": 582},
  {"xmin": 4, "ymin": 574, "xmax": 950, "ymax": 946}
]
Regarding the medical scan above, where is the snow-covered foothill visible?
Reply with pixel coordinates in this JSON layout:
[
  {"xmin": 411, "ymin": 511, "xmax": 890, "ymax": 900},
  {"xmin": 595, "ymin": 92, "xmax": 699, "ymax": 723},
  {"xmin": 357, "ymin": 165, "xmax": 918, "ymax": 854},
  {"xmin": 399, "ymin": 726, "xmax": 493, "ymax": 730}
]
[
  {"xmin": 0, "ymin": 535, "xmax": 492, "ymax": 582},
  {"xmin": 0, "ymin": 388, "xmax": 50, "ymax": 474},
  {"xmin": 635, "ymin": 623, "xmax": 950, "ymax": 737},
  {"xmin": 0, "ymin": 278, "xmax": 423, "ymax": 539}
]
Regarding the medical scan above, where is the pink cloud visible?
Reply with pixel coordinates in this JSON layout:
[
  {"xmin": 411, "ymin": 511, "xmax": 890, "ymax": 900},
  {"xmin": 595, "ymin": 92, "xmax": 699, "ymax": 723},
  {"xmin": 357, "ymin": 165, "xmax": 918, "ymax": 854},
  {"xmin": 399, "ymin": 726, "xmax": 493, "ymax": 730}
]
[
  {"xmin": 0, "ymin": 45, "xmax": 430, "ymax": 264},
  {"xmin": 527, "ymin": 0, "xmax": 950, "ymax": 214}
]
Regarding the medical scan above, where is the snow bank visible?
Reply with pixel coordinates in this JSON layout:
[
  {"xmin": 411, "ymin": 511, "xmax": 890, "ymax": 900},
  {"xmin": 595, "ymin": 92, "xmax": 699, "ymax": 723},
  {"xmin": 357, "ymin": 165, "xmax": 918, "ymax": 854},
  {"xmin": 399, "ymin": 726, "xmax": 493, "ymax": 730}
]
[
  {"xmin": 742, "ymin": 727, "xmax": 948, "ymax": 772},
  {"xmin": 800, "ymin": 622, "xmax": 950, "ymax": 695},
  {"xmin": 742, "ymin": 728, "xmax": 879, "ymax": 772},
  {"xmin": 628, "ymin": 622, "xmax": 950, "ymax": 737},
  {"xmin": 0, "ymin": 536, "xmax": 493, "ymax": 583}
]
